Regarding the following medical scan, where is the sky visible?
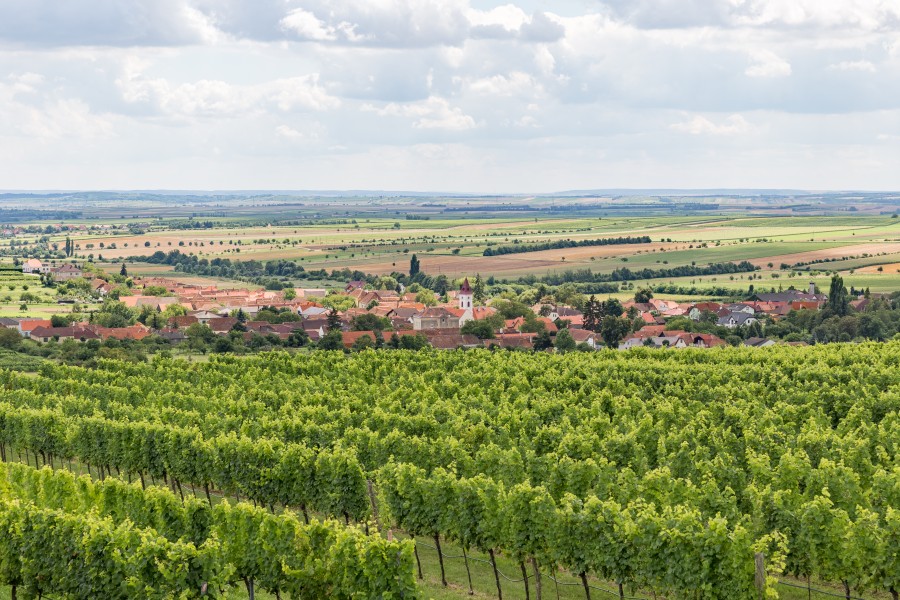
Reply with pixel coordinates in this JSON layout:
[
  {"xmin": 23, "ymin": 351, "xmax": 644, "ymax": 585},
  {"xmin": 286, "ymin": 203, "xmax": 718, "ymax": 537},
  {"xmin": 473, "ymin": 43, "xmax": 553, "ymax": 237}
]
[{"xmin": 1, "ymin": 0, "xmax": 900, "ymax": 193}]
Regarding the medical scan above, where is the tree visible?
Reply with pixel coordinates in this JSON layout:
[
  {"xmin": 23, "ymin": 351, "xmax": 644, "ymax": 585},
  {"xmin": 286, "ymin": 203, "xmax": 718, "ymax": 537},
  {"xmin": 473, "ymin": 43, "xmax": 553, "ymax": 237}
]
[
  {"xmin": 351, "ymin": 334, "xmax": 374, "ymax": 351},
  {"xmin": 599, "ymin": 298, "xmax": 623, "ymax": 319},
  {"xmin": 376, "ymin": 276, "xmax": 398, "ymax": 291},
  {"xmin": 93, "ymin": 300, "xmax": 136, "ymax": 328},
  {"xmin": 634, "ymin": 288, "xmax": 653, "ymax": 303},
  {"xmin": 0, "ymin": 328, "xmax": 21, "ymax": 349},
  {"xmin": 351, "ymin": 313, "xmax": 390, "ymax": 332},
  {"xmin": 554, "ymin": 328, "xmax": 576, "ymax": 354},
  {"xmin": 415, "ymin": 289, "xmax": 438, "ymax": 307},
  {"xmin": 826, "ymin": 274, "xmax": 850, "ymax": 317},
  {"xmin": 326, "ymin": 308, "xmax": 342, "ymax": 332},
  {"xmin": 461, "ymin": 319, "xmax": 495, "ymax": 339},
  {"xmin": 161, "ymin": 304, "xmax": 188, "ymax": 320},
  {"xmin": 321, "ymin": 294, "xmax": 355, "ymax": 312},
  {"xmin": 50, "ymin": 315, "xmax": 70, "ymax": 328},
  {"xmin": 409, "ymin": 254, "xmax": 420, "ymax": 277},
  {"xmin": 583, "ymin": 296, "xmax": 600, "ymax": 332},
  {"xmin": 285, "ymin": 329, "xmax": 310, "ymax": 347},
  {"xmin": 185, "ymin": 323, "xmax": 215, "ymax": 353},
  {"xmin": 600, "ymin": 315, "xmax": 631, "ymax": 348},
  {"xmin": 120, "ymin": 263, "xmax": 128, "ymax": 277},
  {"xmin": 747, "ymin": 320, "xmax": 764, "ymax": 338},
  {"xmin": 534, "ymin": 330, "xmax": 553, "ymax": 351},
  {"xmin": 473, "ymin": 274, "xmax": 486, "ymax": 304},
  {"xmin": 282, "ymin": 288, "xmax": 297, "ymax": 301},
  {"xmin": 318, "ymin": 329, "xmax": 344, "ymax": 350}
]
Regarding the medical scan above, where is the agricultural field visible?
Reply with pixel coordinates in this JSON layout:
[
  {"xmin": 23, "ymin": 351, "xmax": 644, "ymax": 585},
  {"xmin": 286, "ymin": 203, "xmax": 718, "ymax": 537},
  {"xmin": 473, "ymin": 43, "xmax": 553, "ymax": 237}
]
[
  {"xmin": 6, "ymin": 211, "xmax": 900, "ymax": 300},
  {"xmin": 0, "ymin": 267, "xmax": 59, "ymax": 317}
]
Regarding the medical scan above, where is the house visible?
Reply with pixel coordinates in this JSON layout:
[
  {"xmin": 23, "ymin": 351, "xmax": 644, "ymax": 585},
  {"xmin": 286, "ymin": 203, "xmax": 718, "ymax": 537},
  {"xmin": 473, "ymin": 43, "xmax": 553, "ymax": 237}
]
[
  {"xmin": 532, "ymin": 304, "xmax": 581, "ymax": 321},
  {"xmin": 157, "ymin": 328, "xmax": 187, "ymax": 343},
  {"xmin": 51, "ymin": 263, "xmax": 84, "ymax": 281},
  {"xmin": 190, "ymin": 310, "xmax": 223, "ymax": 324},
  {"xmin": 301, "ymin": 318, "xmax": 329, "ymax": 336},
  {"xmin": 724, "ymin": 303, "xmax": 756, "ymax": 315},
  {"xmin": 16, "ymin": 319, "xmax": 52, "ymax": 338},
  {"xmin": 753, "ymin": 282, "xmax": 827, "ymax": 304},
  {"xmin": 341, "ymin": 330, "xmax": 379, "ymax": 348},
  {"xmin": 21, "ymin": 259, "xmax": 43, "ymax": 274},
  {"xmin": 648, "ymin": 298, "xmax": 685, "ymax": 316},
  {"xmin": 569, "ymin": 328, "xmax": 600, "ymax": 349},
  {"xmin": 345, "ymin": 281, "xmax": 366, "ymax": 293},
  {"xmin": 717, "ymin": 312, "xmax": 758, "ymax": 329},
  {"xmin": 208, "ymin": 317, "xmax": 239, "ymax": 334},
  {"xmin": 168, "ymin": 316, "xmax": 199, "ymax": 329},
  {"xmin": 0, "ymin": 318, "xmax": 20, "ymax": 329},
  {"xmin": 689, "ymin": 302, "xmax": 722, "ymax": 320},
  {"xmin": 688, "ymin": 333, "xmax": 727, "ymax": 348},
  {"xmin": 299, "ymin": 305, "xmax": 330, "ymax": 319},
  {"xmin": 420, "ymin": 330, "xmax": 481, "ymax": 349},
  {"xmin": 29, "ymin": 326, "xmax": 100, "ymax": 343},
  {"xmin": 412, "ymin": 307, "xmax": 461, "ymax": 331},
  {"xmin": 744, "ymin": 337, "xmax": 776, "ymax": 348},
  {"xmin": 621, "ymin": 329, "xmax": 726, "ymax": 349},
  {"xmin": 93, "ymin": 324, "xmax": 151, "ymax": 341},
  {"xmin": 487, "ymin": 333, "xmax": 537, "ymax": 350},
  {"xmin": 91, "ymin": 279, "xmax": 114, "ymax": 296}
]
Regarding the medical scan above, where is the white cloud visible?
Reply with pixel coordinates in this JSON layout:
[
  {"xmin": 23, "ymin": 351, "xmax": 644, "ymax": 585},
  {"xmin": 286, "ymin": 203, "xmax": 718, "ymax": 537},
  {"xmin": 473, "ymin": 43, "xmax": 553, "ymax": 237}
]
[
  {"xmin": 670, "ymin": 114, "xmax": 754, "ymax": 135},
  {"xmin": 0, "ymin": 0, "xmax": 220, "ymax": 46},
  {"xmin": 2, "ymin": 1, "xmax": 900, "ymax": 190},
  {"xmin": 0, "ymin": 78, "xmax": 116, "ymax": 140},
  {"xmin": 275, "ymin": 124, "xmax": 321, "ymax": 142},
  {"xmin": 828, "ymin": 60, "xmax": 877, "ymax": 72},
  {"xmin": 279, "ymin": 9, "xmax": 364, "ymax": 42},
  {"xmin": 745, "ymin": 50, "xmax": 792, "ymax": 77},
  {"xmin": 466, "ymin": 72, "xmax": 538, "ymax": 96},
  {"xmin": 366, "ymin": 96, "xmax": 477, "ymax": 130},
  {"xmin": 117, "ymin": 71, "xmax": 340, "ymax": 118}
]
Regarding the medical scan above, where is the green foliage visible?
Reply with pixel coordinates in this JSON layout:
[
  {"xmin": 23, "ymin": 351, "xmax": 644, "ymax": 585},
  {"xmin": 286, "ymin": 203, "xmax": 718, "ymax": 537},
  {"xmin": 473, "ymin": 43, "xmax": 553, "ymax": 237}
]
[
  {"xmin": 0, "ymin": 462, "xmax": 415, "ymax": 600},
  {"xmin": 0, "ymin": 346, "xmax": 897, "ymax": 598},
  {"xmin": 460, "ymin": 319, "xmax": 496, "ymax": 339},
  {"xmin": 92, "ymin": 299, "xmax": 137, "ymax": 328},
  {"xmin": 554, "ymin": 328, "xmax": 576, "ymax": 353},
  {"xmin": 352, "ymin": 313, "xmax": 391, "ymax": 332},
  {"xmin": 318, "ymin": 329, "xmax": 344, "ymax": 351},
  {"xmin": 634, "ymin": 287, "xmax": 653, "ymax": 303}
]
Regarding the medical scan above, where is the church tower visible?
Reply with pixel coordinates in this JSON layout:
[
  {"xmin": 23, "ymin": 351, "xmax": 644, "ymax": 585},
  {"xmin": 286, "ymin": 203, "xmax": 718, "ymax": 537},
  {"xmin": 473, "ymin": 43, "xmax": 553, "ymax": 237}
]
[{"xmin": 459, "ymin": 278, "xmax": 473, "ymax": 310}]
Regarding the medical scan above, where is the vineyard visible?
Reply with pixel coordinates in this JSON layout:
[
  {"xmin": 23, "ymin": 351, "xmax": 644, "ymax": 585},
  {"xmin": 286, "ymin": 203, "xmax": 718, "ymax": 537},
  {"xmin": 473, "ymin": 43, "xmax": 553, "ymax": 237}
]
[{"xmin": 0, "ymin": 346, "xmax": 898, "ymax": 599}]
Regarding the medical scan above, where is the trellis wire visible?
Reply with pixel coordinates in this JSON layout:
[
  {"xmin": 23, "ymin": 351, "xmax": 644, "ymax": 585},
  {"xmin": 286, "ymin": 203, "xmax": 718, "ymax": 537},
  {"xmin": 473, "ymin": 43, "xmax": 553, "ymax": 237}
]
[
  {"xmin": 415, "ymin": 539, "xmax": 648, "ymax": 599},
  {"xmin": 776, "ymin": 579, "xmax": 872, "ymax": 600}
]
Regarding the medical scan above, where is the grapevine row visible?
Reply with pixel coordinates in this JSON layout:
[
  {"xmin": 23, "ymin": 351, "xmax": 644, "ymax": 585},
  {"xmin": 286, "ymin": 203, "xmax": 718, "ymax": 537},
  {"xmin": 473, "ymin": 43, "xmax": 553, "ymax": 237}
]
[{"xmin": 0, "ymin": 461, "xmax": 418, "ymax": 599}]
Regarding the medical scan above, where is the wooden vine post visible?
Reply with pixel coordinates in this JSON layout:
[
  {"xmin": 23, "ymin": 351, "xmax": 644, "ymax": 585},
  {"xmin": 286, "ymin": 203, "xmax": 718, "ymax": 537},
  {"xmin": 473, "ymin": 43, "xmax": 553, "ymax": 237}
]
[{"xmin": 754, "ymin": 553, "xmax": 766, "ymax": 600}]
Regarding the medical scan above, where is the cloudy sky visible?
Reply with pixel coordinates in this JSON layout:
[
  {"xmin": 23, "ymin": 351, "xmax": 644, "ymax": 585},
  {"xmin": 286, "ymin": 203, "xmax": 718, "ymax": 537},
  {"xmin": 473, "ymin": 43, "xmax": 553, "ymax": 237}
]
[{"xmin": 1, "ymin": 0, "xmax": 899, "ymax": 192}]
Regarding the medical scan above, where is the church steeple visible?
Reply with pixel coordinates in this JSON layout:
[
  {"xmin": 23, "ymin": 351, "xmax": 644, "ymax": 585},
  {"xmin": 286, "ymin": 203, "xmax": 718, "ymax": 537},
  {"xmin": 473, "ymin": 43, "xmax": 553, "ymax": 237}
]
[{"xmin": 459, "ymin": 278, "xmax": 473, "ymax": 310}]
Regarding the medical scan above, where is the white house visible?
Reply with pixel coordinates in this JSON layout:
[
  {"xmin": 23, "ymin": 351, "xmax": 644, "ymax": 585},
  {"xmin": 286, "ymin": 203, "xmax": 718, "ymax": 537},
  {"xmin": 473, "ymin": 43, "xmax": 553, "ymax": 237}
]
[
  {"xmin": 21, "ymin": 259, "xmax": 43, "ymax": 274},
  {"xmin": 717, "ymin": 312, "xmax": 758, "ymax": 329}
]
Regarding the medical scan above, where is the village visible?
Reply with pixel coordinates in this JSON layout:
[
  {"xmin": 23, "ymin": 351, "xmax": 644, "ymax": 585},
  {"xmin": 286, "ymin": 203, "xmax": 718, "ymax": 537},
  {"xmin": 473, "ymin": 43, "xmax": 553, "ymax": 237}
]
[{"xmin": 0, "ymin": 258, "xmax": 857, "ymax": 352}]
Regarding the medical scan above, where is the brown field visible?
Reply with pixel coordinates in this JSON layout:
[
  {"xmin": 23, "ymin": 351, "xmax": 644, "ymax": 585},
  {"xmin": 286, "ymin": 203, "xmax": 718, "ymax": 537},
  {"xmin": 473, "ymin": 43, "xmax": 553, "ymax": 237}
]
[
  {"xmin": 857, "ymin": 262, "xmax": 900, "ymax": 274},
  {"xmin": 312, "ymin": 242, "xmax": 679, "ymax": 278},
  {"xmin": 11, "ymin": 215, "xmax": 900, "ymax": 290},
  {"xmin": 745, "ymin": 242, "xmax": 900, "ymax": 269}
]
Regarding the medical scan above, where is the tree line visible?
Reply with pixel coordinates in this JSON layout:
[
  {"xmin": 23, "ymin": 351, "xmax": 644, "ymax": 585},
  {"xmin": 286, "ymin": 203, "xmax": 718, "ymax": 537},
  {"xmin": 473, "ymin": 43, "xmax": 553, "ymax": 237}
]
[{"xmin": 483, "ymin": 236, "xmax": 651, "ymax": 257}]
